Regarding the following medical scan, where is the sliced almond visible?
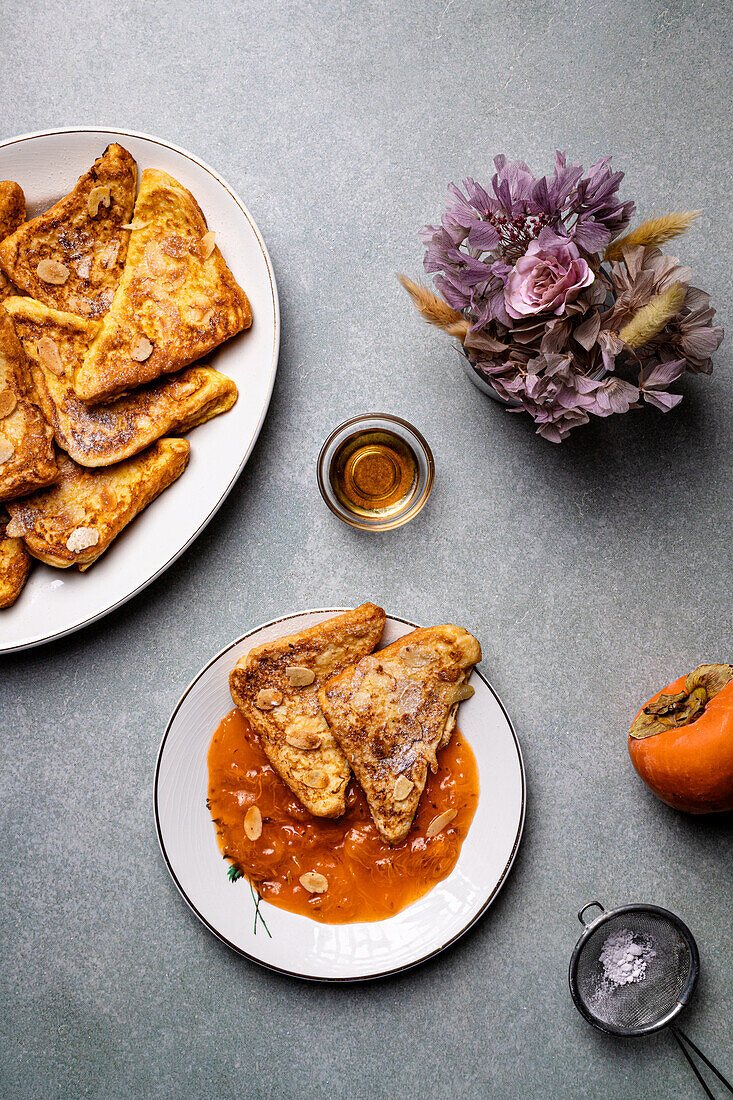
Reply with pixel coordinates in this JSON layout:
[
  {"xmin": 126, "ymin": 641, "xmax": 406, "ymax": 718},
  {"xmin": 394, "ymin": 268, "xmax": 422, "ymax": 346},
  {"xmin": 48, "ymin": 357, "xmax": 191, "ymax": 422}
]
[
  {"xmin": 130, "ymin": 336, "xmax": 153, "ymax": 362},
  {"xmin": 0, "ymin": 389, "xmax": 17, "ymax": 419},
  {"xmin": 0, "ymin": 437, "xmax": 14, "ymax": 464},
  {"xmin": 200, "ymin": 231, "xmax": 216, "ymax": 260},
  {"xmin": 75, "ymin": 256, "xmax": 92, "ymax": 279},
  {"xmin": 451, "ymin": 683, "xmax": 475, "ymax": 704},
  {"xmin": 120, "ymin": 221, "xmax": 149, "ymax": 231},
  {"xmin": 302, "ymin": 769, "xmax": 328, "ymax": 790},
  {"xmin": 255, "ymin": 688, "xmax": 283, "ymax": 710},
  {"xmin": 285, "ymin": 731, "xmax": 322, "ymax": 751},
  {"xmin": 425, "ymin": 808, "xmax": 457, "ymax": 838},
  {"xmin": 36, "ymin": 259, "xmax": 69, "ymax": 285},
  {"xmin": 99, "ymin": 240, "xmax": 120, "ymax": 269},
  {"xmin": 393, "ymin": 775, "xmax": 414, "ymax": 801},
  {"xmin": 299, "ymin": 871, "xmax": 328, "ymax": 894},
  {"xmin": 401, "ymin": 647, "xmax": 433, "ymax": 668},
  {"xmin": 285, "ymin": 666, "xmax": 316, "ymax": 687},
  {"xmin": 37, "ymin": 337, "xmax": 64, "ymax": 376},
  {"xmin": 87, "ymin": 185, "xmax": 111, "ymax": 217},
  {"xmin": 243, "ymin": 805, "xmax": 262, "ymax": 841},
  {"xmin": 66, "ymin": 527, "xmax": 100, "ymax": 553}
]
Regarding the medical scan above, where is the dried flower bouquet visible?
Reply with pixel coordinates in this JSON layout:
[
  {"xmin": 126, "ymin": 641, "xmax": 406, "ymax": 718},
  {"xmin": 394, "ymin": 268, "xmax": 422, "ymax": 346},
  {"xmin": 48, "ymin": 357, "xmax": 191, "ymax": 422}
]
[{"xmin": 402, "ymin": 154, "xmax": 724, "ymax": 441}]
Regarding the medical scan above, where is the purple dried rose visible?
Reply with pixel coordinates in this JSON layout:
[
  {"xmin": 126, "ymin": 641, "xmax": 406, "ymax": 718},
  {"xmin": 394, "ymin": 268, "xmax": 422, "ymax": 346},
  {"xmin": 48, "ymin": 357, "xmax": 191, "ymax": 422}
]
[
  {"xmin": 408, "ymin": 152, "xmax": 722, "ymax": 441},
  {"xmin": 504, "ymin": 229, "xmax": 595, "ymax": 319}
]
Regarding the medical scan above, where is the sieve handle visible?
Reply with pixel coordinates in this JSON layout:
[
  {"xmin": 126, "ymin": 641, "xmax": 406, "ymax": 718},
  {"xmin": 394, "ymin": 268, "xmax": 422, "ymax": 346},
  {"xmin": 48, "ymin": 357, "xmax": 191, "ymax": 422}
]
[
  {"xmin": 671, "ymin": 1027, "xmax": 733, "ymax": 1097},
  {"xmin": 577, "ymin": 901, "xmax": 606, "ymax": 926}
]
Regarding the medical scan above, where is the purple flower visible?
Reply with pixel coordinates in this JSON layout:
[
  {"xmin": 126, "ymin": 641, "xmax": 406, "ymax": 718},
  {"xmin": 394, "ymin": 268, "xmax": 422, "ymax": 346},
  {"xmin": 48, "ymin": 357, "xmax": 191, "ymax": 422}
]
[
  {"xmin": 504, "ymin": 230, "xmax": 594, "ymax": 319},
  {"xmin": 421, "ymin": 153, "xmax": 632, "ymax": 330},
  {"xmin": 568, "ymin": 157, "xmax": 635, "ymax": 251},
  {"xmin": 591, "ymin": 377, "xmax": 640, "ymax": 416},
  {"xmin": 639, "ymin": 359, "xmax": 685, "ymax": 411}
]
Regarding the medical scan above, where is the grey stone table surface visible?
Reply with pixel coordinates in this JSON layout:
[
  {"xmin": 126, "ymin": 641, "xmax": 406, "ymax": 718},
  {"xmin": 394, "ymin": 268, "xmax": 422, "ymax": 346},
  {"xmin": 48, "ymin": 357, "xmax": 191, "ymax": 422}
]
[{"xmin": 1, "ymin": 1, "xmax": 732, "ymax": 1097}]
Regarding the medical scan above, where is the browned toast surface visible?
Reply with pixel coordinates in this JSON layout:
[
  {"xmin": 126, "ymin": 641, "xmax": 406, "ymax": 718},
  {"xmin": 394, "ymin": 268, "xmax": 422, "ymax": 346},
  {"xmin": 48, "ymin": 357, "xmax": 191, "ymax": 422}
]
[
  {"xmin": 319, "ymin": 624, "xmax": 481, "ymax": 844},
  {"xmin": 0, "ymin": 145, "xmax": 136, "ymax": 318},
  {"xmin": 0, "ymin": 181, "xmax": 26, "ymax": 306},
  {"xmin": 76, "ymin": 169, "xmax": 252, "ymax": 403},
  {"xmin": 6, "ymin": 438, "xmax": 189, "ymax": 569},
  {"xmin": 229, "ymin": 604, "xmax": 386, "ymax": 817},
  {"xmin": 0, "ymin": 313, "xmax": 57, "ymax": 502},
  {"xmin": 6, "ymin": 296, "xmax": 237, "ymax": 466},
  {"xmin": 0, "ymin": 181, "xmax": 25, "ymax": 240},
  {"xmin": 0, "ymin": 510, "xmax": 31, "ymax": 607}
]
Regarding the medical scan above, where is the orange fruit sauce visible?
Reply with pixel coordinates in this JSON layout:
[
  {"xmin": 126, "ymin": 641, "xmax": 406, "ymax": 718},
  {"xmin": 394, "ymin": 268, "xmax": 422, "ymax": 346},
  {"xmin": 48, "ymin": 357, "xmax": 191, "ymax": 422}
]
[{"xmin": 207, "ymin": 708, "xmax": 479, "ymax": 924}]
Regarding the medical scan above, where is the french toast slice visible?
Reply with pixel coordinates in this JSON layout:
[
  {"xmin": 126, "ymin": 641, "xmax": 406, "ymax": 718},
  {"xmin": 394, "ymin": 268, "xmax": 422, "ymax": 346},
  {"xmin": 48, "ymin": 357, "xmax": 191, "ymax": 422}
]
[
  {"xmin": 0, "ymin": 144, "xmax": 136, "ymax": 318},
  {"xmin": 6, "ymin": 438, "xmax": 189, "ymax": 570},
  {"xmin": 0, "ymin": 181, "xmax": 25, "ymax": 304},
  {"xmin": 319, "ymin": 624, "xmax": 481, "ymax": 845},
  {"xmin": 75, "ymin": 168, "xmax": 252, "ymax": 403},
  {"xmin": 229, "ymin": 604, "xmax": 386, "ymax": 818},
  {"xmin": 0, "ymin": 510, "xmax": 31, "ymax": 608},
  {"xmin": 6, "ymin": 296, "xmax": 237, "ymax": 467},
  {"xmin": 0, "ymin": 313, "xmax": 57, "ymax": 503},
  {"xmin": 0, "ymin": 181, "xmax": 25, "ymax": 240}
]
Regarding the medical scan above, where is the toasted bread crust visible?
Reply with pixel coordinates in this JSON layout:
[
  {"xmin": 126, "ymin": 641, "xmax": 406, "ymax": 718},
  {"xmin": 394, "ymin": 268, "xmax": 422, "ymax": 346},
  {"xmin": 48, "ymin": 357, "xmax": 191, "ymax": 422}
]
[
  {"xmin": 76, "ymin": 169, "xmax": 252, "ymax": 403},
  {"xmin": 0, "ymin": 181, "xmax": 26, "ymax": 306},
  {"xmin": 230, "ymin": 604, "xmax": 386, "ymax": 817},
  {"xmin": 320, "ymin": 624, "xmax": 481, "ymax": 845},
  {"xmin": 0, "ymin": 181, "xmax": 25, "ymax": 242},
  {"xmin": 0, "ymin": 314, "xmax": 57, "ymax": 502},
  {"xmin": 6, "ymin": 438, "xmax": 189, "ymax": 569},
  {"xmin": 6, "ymin": 296, "xmax": 237, "ymax": 466},
  {"xmin": 0, "ymin": 145, "xmax": 136, "ymax": 318},
  {"xmin": 0, "ymin": 511, "xmax": 31, "ymax": 607}
]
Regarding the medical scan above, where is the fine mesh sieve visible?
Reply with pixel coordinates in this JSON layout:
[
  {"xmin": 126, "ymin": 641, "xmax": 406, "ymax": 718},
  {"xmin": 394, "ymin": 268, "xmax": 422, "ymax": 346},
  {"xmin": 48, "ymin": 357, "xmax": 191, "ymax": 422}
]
[{"xmin": 569, "ymin": 902, "xmax": 732, "ymax": 1098}]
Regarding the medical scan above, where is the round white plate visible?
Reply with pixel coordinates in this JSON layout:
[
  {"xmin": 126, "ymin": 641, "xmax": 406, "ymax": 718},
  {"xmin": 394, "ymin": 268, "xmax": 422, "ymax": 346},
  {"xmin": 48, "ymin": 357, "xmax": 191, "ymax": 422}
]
[
  {"xmin": 155, "ymin": 610, "xmax": 526, "ymax": 982},
  {"xmin": 0, "ymin": 128, "xmax": 279, "ymax": 652}
]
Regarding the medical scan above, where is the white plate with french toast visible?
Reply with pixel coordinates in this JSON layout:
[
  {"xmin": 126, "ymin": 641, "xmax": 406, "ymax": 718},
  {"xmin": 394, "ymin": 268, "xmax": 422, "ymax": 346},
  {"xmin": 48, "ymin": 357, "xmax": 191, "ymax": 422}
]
[
  {"xmin": 155, "ymin": 607, "xmax": 525, "ymax": 982},
  {"xmin": 0, "ymin": 128, "xmax": 279, "ymax": 651}
]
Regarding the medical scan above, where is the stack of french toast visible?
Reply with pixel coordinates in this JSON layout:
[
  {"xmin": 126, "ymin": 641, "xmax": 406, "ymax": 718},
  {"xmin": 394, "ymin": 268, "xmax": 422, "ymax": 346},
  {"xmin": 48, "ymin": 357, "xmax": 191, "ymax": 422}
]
[
  {"xmin": 229, "ymin": 604, "xmax": 482, "ymax": 848},
  {"xmin": 0, "ymin": 144, "xmax": 251, "ymax": 609}
]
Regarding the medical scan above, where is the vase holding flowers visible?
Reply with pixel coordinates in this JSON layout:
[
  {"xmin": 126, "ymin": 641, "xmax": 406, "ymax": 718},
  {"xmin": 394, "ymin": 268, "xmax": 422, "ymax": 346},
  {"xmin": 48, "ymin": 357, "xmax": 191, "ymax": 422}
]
[{"xmin": 402, "ymin": 154, "xmax": 724, "ymax": 441}]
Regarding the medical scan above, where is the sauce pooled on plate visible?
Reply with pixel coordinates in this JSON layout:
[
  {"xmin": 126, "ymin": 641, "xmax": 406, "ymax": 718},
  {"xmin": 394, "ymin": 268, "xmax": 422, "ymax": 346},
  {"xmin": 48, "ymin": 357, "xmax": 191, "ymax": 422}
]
[{"xmin": 207, "ymin": 708, "xmax": 479, "ymax": 924}]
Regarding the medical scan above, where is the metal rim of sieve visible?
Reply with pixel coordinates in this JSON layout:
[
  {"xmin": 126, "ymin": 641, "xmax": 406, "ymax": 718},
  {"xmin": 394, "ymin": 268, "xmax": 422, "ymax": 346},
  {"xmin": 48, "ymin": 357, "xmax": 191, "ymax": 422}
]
[{"xmin": 569, "ymin": 901, "xmax": 700, "ymax": 1038}]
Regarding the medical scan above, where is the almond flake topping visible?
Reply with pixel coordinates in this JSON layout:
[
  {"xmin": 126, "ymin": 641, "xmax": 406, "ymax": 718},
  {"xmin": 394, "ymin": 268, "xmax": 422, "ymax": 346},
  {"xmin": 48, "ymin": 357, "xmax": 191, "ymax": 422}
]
[
  {"xmin": 0, "ymin": 389, "xmax": 17, "ymax": 419},
  {"xmin": 200, "ymin": 231, "xmax": 216, "ymax": 260},
  {"xmin": 130, "ymin": 336, "xmax": 153, "ymax": 362},
  {"xmin": 401, "ymin": 647, "xmax": 433, "ymax": 668},
  {"xmin": 87, "ymin": 185, "xmax": 111, "ymax": 217},
  {"xmin": 243, "ymin": 805, "xmax": 262, "ymax": 841},
  {"xmin": 299, "ymin": 871, "xmax": 328, "ymax": 894},
  {"xmin": 285, "ymin": 731, "xmax": 322, "ymax": 751},
  {"xmin": 302, "ymin": 769, "xmax": 328, "ymax": 790},
  {"xmin": 66, "ymin": 527, "xmax": 100, "ymax": 553},
  {"xmin": 393, "ymin": 776, "xmax": 414, "ymax": 801},
  {"xmin": 37, "ymin": 259, "xmax": 69, "ymax": 285},
  {"xmin": 451, "ymin": 683, "xmax": 475, "ymax": 704},
  {"xmin": 121, "ymin": 221, "xmax": 149, "ymax": 230},
  {"xmin": 425, "ymin": 808, "xmax": 457, "ymax": 838},
  {"xmin": 0, "ymin": 437, "xmax": 14, "ymax": 464},
  {"xmin": 285, "ymin": 666, "xmax": 316, "ymax": 687},
  {"xmin": 255, "ymin": 688, "xmax": 283, "ymax": 710},
  {"xmin": 37, "ymin": 337, "xmax": 64, "ymax": 376}
]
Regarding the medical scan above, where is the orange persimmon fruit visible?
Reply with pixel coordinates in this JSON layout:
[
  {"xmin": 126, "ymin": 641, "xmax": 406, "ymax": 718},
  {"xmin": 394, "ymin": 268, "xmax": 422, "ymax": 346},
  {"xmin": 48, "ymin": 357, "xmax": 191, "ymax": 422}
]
[{"xmin": 628, "ymin": 663, "xmax": 733, "ymax": 813}]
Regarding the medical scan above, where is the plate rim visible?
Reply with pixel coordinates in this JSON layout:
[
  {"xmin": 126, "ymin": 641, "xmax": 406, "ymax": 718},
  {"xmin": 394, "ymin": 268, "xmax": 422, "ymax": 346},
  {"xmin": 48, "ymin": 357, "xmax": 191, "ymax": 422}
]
[
  {"xmin": 154, "ymin": 608, "xmax": 527, "ymax": 983},
  {"xmin": 0, "ymin": 126, "xmax": 280, "ymax": 654}
]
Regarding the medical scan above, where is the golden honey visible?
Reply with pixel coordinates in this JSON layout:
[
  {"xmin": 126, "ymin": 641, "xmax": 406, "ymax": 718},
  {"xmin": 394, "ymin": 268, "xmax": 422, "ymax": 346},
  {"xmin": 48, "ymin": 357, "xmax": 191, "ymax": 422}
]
[{"xmin": 329, "ymin": 429, "xmax": 419, "ymax": 519}]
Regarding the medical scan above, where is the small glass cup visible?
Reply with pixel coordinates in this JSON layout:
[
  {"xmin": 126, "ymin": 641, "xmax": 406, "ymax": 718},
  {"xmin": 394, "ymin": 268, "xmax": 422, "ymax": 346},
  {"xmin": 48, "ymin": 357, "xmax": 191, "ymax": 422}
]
[{"xmin": 317, "ymin": 413, "xmax": 435, "ymax": 531}]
